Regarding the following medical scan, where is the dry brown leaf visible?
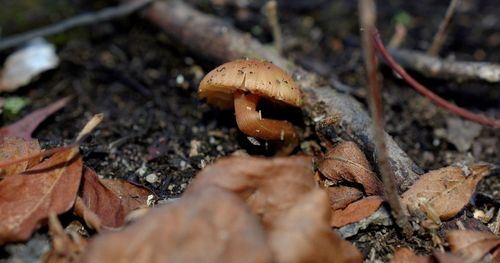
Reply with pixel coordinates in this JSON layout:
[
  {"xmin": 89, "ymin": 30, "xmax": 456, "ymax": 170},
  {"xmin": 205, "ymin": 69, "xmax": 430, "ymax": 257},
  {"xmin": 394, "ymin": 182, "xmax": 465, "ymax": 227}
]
[
  {"xmin": 77, "ymin": 167, "xmax": 126, "ymax": 229},
  {"xmin": 80, "ymin": 185, "xmax": 273, "ymax": 263},
  {"xmin": 0, "ymin": 136, "xmax": 41, "ymax": 177},
  {"xmin": 187, "ymin": 155, "xmax": 315, "ymax": 228},
  {"xmin": 318, "ymin": 141, "xmax": 382, "ymax": 195},
  {"xmin": 391, "ymin": 248, "xmax": 434, "ymax": 263},
  {"xmin": 327, "ymin": 185, "xmax": 363, "ymax": 210},
  {"xmin": 76, "ymin": 167, "xmax": 155, "ymax": 230},
  {"xmin": 446, "ymin": 230, "xmax": 500, "ymax": 262},
  {"xmin": 100, "ymin": 177, "xmax": 154, "ymax": 213},
  {"xmin": 330, "ymin": 196, "xmax": 384, "ymax": 228},
  {"xmin": 0, "ymin": 149, "xmax": 82, "ymax": 244},
  {"xmin": 269, "ymin": 188, "xmax": 362, "ymax": 263},
  {"xmin": 43, "ymin": 214, "xmax": 86, "ymax": 263},
  {"xmin": 401, "ymin": 164, "xmax": 492, "ymax": 220}
]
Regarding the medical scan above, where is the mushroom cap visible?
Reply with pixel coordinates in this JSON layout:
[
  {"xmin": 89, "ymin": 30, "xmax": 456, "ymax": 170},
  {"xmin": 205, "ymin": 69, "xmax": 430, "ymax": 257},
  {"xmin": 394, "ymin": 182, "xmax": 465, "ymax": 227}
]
[{"xmin": 198, "ymin": 59, "xmax": 301, "ymax": 109}]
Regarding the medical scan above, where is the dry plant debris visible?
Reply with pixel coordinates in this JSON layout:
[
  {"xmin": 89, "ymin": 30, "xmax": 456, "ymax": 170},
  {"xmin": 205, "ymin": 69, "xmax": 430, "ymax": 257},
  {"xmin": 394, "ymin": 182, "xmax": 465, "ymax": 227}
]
[
  {"xmin": 401, "ymin": 164, "xmax": 493, "ymax": 221},
  {"xmin": 0, "ymin": 149, "xmax": 83, "ymax": 244},
  {"xmin": 187, "ymin": 155, "xmax": 316, "ymax": 228},
  {"xmin": 81, "ymin": 185, "xmax": 274, "ymax": 263},
  {"xmin": 81, "ymin": 155, "xmax": 362, "ymax": 263},
  {"xmin": 446, "ymin": 230, "xmax": 500, "ymax": 262},
  {"xmin": 76, "ymin": 166, "xmax": 155, "ymax": 230},
  {"xmin": 43, "ymin": 214, "xmax": 86, "ymax": 263},
  {"xmin": 330, "ymin": 196, "xmax": 384, "ymax": 228},
  {"xmin": 0, "ymin": 114, "xmax": 153, "ymax": 247},
  {"xmin": 0, "ymin": 137, "xmax": 40, "ymax": 178},
  {"xmin": 319, "ymin": 141, "xmax": 383, "ymax": 195}
]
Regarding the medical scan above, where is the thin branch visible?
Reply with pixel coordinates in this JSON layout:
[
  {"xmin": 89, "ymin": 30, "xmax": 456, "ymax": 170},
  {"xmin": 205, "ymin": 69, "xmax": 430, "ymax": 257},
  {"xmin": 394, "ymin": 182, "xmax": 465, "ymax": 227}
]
[
  {"xmin": 373, "ymin": 31, "xmax": 500, "ymax": 129},
  {"xmin": 389, "ymin": 48, "xmax": 500, "ymax": 83},
  {"xmin": 0, "ymin": 0, "xmax": 154, "ymax": 51},
  {"xmin": 428, "ymin": 0, "xmax": 460, "ymax": 56},
  {"xmin": 359, "ymin": 0, "xmax": 412, "ymax": 237}
]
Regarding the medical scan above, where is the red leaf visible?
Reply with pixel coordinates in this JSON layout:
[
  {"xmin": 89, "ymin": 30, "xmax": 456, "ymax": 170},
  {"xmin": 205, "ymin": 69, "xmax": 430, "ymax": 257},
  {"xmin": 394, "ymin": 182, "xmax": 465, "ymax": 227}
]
[{"xmin": 0, "ymin": 97, "xmax": 70, "ymax": 141}]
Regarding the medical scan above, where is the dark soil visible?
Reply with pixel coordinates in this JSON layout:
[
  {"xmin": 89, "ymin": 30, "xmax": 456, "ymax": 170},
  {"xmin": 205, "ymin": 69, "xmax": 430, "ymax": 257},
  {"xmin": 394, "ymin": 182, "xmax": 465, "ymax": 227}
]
[{"xmin": 1, "ymin": 0, "xmax": 499, "ymax": 262}]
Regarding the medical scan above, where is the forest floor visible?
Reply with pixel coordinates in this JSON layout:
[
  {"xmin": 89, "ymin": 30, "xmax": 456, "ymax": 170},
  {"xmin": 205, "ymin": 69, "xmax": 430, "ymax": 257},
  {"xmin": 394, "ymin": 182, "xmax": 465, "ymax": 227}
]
[{"xmin": 0, "ymin": 0, "xmax": 499, "ymax": 262}]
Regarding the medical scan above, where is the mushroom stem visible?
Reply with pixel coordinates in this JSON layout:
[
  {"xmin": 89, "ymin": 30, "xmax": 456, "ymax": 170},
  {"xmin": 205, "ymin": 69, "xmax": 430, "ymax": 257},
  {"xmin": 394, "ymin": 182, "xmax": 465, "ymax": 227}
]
[{"xmin": 234, "ymin": 91, "xmax": 298, "ymax": 155}]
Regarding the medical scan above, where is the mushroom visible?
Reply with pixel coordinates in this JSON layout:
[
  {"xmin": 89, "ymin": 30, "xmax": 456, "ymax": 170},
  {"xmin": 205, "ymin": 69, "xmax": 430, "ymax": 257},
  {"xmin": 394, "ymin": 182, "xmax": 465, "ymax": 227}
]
[{"xmin": 199, "ymin": 59, "xmax": 302, "ymax": 155}]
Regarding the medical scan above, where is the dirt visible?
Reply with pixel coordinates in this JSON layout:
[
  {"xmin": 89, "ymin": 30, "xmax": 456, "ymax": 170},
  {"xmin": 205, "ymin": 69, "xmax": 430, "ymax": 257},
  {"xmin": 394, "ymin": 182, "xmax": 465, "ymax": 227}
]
[{"xmin": 1, "ymin": 0, "xmax": 499, "ymax": 262}]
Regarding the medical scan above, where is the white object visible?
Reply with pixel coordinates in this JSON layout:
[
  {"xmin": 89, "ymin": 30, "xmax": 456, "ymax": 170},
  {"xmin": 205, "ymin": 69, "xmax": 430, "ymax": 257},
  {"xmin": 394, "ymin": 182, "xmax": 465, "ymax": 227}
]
[{"xmin": 0, "ymin": 38, "xmax": 59, "ymax": 92}]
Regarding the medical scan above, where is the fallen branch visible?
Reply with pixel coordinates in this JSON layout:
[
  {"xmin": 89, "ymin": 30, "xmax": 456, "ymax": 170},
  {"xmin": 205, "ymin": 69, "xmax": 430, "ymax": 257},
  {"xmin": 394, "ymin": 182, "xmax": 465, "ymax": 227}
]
[
  {"xmin": 143, "ymin": 0, "xmax": 423, "ymax": 191},
  {"xmin": 374, "ymin": 32, "xmax": 500, "ymax": 129},
  {"xmin": 0, "ymin": 0, "xmax": 154, "ymax": 51},
  {"xmin": 389, "ymin": 48, "xmax": 500, "ymax": 83}
]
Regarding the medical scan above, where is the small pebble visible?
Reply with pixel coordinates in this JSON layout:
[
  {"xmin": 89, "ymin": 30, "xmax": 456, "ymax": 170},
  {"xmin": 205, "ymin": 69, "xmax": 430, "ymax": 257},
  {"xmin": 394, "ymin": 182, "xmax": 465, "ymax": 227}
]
[{"xmin": 145, "ymin": 173, "xmax": 158, "ymax": 184}]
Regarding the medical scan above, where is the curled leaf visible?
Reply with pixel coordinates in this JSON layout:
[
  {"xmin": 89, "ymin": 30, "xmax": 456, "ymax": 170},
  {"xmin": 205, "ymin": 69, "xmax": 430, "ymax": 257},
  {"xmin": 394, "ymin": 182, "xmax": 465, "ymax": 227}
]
[
  {"xmin": 80, "ymin": 185, "xmax": 273, "ymax": 263},
  {"xmin": 319, "ymin": 141, "xmax": 382, "ymax": 195},
  {"xmin": 401, "ymin": 164, "xmax": 492, "ymax": 220}
]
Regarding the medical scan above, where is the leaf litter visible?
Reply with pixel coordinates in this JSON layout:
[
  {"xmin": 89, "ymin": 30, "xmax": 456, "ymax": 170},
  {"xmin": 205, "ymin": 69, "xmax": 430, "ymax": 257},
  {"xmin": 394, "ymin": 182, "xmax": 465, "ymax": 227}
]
[{"xmin": 0, "ymin": 106, "xmax": 496, "ymax": 262}]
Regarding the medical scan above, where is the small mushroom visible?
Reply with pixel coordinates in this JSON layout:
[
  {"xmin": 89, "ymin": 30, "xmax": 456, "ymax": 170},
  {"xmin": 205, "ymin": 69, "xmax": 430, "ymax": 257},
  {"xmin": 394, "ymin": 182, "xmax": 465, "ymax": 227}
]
[{"xmin": 199, "ymin": 59, "xmax": 302, "ymax": 155}]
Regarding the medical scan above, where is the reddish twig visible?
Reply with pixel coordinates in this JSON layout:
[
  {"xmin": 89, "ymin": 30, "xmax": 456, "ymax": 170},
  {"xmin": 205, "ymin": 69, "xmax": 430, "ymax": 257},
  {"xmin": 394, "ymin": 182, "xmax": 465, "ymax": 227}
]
[{"xmin": 372, "ymin": 30, "xmax": 500, "ymax": 129}]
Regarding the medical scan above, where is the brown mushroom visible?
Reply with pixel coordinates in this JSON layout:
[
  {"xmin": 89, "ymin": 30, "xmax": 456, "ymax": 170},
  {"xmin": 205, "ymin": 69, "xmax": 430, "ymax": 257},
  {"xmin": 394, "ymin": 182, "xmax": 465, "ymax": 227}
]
[{"xmin": 199, "ymin": 59, "xmax": 301, "ymax": 155}]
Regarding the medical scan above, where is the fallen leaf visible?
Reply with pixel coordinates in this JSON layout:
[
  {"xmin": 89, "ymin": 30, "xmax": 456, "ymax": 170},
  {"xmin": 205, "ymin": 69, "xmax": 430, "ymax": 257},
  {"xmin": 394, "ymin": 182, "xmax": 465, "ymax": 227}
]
[
  {"xmin": 76, "ymin": 167, "xmax": 154, "ymax": 229},
  {"xmin": 0, "ymin": 38, "xmax": 59, "ymax": 92},
  {"xmin": 100, "ymin": 177, "xmax": 154, "ymax": 213},
  {"xmin": 319, "ymin": 141, "xmax": 382, "ymax": 195},
  {"xmin": 446, "ymin": 230, "xmax": 500, "ymax": 262},
  {"xmin": 401, "ymin": 164, "xmax": 492, "ymax": 220},
  {"xmin": 330, "ymin": 196, "xmax": 384, "ymax": 228},
  {"xmin": 327, "ymin": 185, "xmax": 363, "ymax": 210},
  {"xmin": 0, "ymin": 149, "xmax": 82, "ymax": 244},
  {"xmin": 0, "ymin": 136, "xmax": 41, "ymax": 177},
  {"xmin": 43, "ymin": 213, "xmax": 86, "ymax": 263},
  {"xmin": 187, "ymin": 155, "xmax": 315, "ymax": 228},
  {"xmin": 0, "ymin": 97, "xmax": 70, "ymax": 141},
  {"xmin": 269, "ymin": 188, "xmax": 362, "ymax": 263},
  {"xmin": 80, "ymin": 185, "xmax": 273, "ymax": 263},
  {"xmin": 391, "ymin": 248, "xmax": 433, "ymax": 263}
]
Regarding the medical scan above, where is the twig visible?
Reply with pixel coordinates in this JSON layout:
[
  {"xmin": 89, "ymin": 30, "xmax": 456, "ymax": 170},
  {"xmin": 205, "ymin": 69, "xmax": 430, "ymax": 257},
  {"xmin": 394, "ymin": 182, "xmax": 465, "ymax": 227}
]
[
  {"xmin": 388, "ymin": 24, "xmax": 407, "ymax": 49},
  {"xmin": 428, "ymin": 0, "xmax": 460, "ymax": 56},
  {"xmin": 389, "ymin": 48, "xmax": 500, "ymax": 83},
  {"xmin": 0, "ymin": 0, "xmax": 154, "ymax": 51},
  {"xmin": 143, "ymin": 0, "xmax": 423, "ymax": 191},
  {"xmin": 373, "ymin": 31, "xmax": 500, "ymax": 129},
  {"xmin": 264, "ymin": 0, "xmax": 283, "ymax": 54},
  {"xmin": 359, "ymin": 0, "xmax": 412, "ymax": 237}
]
